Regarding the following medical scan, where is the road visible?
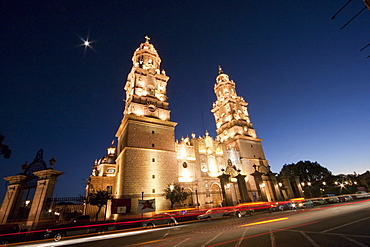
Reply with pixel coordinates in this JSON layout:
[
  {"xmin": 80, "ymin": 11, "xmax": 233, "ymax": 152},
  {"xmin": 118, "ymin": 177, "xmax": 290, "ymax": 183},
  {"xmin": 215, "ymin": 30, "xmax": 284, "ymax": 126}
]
[{"xmin": 19, "ymin": 199, "xmax": 370, "ymax": 247}]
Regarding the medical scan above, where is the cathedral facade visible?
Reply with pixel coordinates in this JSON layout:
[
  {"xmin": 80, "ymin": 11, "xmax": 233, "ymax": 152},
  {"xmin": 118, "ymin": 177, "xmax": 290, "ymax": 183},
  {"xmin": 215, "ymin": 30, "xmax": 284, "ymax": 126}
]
[{"xmin": 86, "ymin": 37, "xmax": 289, "ymax": 214}]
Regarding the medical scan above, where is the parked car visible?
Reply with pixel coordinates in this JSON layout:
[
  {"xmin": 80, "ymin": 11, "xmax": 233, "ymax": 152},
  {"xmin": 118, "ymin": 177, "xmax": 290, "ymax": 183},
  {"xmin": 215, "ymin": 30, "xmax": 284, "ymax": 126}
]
[
  {"xmin": 164, "ymin": 208, "xmax": 208, "ymax": 222},
  {"xmin": 44, "ymin": 215, "xmax": 116, "ymax": 242},
  {"xmin": 141, "ymin": 213, "xmax": 178, "ymax": 228},
  {"xmin": 234, "ymin": 205, "xmax": 255, "ymax": 217},
  {"xmin": 337, "ymin": 196, "xmax": 347, "ymax": 202},
  {"xmin": 271, "ymin": 202, "xmax": 294, "ymax": 211},
  {"xmin": 197, "ymin": 208, "xmax": 233, "ymax": 220},
  {"xmin": 296, "ymin": 199, "xmax": 314, "ymax": 208},
  {"xmin": 344, "ymin": 195, "xmax": 354, "ymax": 201},
  {"xmin": 311, "ymin": 198, "xmax": 327, "ymax": 206},
  {"xmin": 0, "ymin": 224, "xmax": 27, "ymax": 245},
  {"xmin": 323, "ymin": 195, "xmax": 340, "ymax": 204},
  {"xmin": 354, "ymin": 191, "xmax": 370, "ymax": 199}
]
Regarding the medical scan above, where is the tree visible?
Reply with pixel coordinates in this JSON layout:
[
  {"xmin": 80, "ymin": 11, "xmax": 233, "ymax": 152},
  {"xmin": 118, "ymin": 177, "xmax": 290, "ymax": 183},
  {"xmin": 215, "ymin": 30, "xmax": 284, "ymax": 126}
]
[
  {"xmin": 279, "ymin": 160, "xmax": 332, "ymax": 182},
  {"xmin": 0, "ymin": 133, "xmax": 11, "ymax": 159},
  {"xmin": 163, "ymin": 183, "xmax": 188, "ymax": 208},
  {"xmin": 279, "ymin": 160, "xmax": 333, "ymax": 197},
  {"xmin": 87, "ymin": 190, "xmax": 110, "ymax": 221}
]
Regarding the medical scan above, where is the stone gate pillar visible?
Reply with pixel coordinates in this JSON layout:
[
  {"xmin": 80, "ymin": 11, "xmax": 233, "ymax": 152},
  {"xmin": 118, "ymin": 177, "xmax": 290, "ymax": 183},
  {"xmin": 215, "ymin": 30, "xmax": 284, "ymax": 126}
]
[
  {"xmin": 0, "ymin": 175, "xmax": 27, "ymax": 224},
  {"xmin": 26, "ymin": 169, "xmax": 63, "ymax": 230},
  {"xmin": 293, "ymin": 176, "xmax": 305, "ymax": 198},
  {"xmin": 280, "ymin": 176, "xmax": 295, "ymax": 199},
  {"xmin": 218, "ymin": 173, "xmax": 233, "ymax": 206},
  {"xmin": 251, "ymin": 171, "xmax": 267, "ymax": 201},
  {"xmin": 235, "ymin": 173, "xmax": 252, "ymax": 202},
  {"xmin": 266, "ymin": 172, "xmax": 284, "ymax": 201}
]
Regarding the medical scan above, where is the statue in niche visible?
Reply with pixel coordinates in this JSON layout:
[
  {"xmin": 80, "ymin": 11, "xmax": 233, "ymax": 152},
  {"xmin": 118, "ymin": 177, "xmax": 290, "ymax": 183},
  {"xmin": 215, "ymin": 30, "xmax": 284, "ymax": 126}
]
[
  {"xmin": 24, "ymin": 149, "xmax": 47, "ymax": 177},
  {"xmin": 225, "ymin": 159, "xmax": 238, "ymax": 177}
]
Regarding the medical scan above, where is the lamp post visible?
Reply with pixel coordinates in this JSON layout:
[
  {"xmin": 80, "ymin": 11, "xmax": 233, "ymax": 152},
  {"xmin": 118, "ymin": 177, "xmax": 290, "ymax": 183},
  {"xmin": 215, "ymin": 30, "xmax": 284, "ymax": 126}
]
[
  {"xmin": 307, "ymin": 182, "xmax": 312, "ymax": 198},
  {"xmin": 195, "ymin": 190, "xmax": 199, "ymax": 207}
]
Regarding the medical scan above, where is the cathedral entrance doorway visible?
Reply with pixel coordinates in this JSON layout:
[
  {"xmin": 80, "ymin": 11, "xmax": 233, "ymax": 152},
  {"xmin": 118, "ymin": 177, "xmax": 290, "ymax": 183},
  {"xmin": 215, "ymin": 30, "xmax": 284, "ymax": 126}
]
[{"xmin": 211, "ymin": 184, "xmax": 222, "ymax": 207}]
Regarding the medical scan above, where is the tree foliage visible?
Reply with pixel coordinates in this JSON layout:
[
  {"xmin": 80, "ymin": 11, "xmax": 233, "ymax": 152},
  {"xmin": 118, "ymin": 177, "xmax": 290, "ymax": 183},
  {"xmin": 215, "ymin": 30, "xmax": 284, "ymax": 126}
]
[
  {"xmin": 0, "ymin": 133, "xmax": 11, "ymax": 159},
  {"xmin": 279, "ymin": 160, "xmax": 332, "ymax": 182},
  {"xmin": 87, "ymin": 190, "xmax": 110, "ymax": 221},
  {"xmin": 163, "ymin": 183, "xmax": 188, "ymax": 208}
]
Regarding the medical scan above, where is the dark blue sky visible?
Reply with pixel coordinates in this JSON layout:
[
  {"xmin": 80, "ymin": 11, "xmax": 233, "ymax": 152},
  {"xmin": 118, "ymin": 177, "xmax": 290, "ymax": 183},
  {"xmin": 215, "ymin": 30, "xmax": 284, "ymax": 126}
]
[{"xmin": 1, "ymin": 1, "xmax": 369, "ymax": 198}]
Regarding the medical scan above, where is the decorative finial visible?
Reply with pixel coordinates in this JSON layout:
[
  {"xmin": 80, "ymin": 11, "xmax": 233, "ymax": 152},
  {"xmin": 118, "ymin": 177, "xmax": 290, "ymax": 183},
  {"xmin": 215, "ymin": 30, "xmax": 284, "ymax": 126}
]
[
  {"xmin": 49, "ymin": 156, "xmax": 56, "ymax": 169},
  {"xmin": 253, "ymin": 164, "xmax": 257, "ymax": 172},
  {"xmin": 218, "ymin": 65, "xmax": 223, "ymax": 74},
  {"xmin": 21, "ymin": 161, "xmax": 28, "ymax": 172},
  {"xmin": 144, "ymin": 35, "xmax": 150, "ymax": 43}
]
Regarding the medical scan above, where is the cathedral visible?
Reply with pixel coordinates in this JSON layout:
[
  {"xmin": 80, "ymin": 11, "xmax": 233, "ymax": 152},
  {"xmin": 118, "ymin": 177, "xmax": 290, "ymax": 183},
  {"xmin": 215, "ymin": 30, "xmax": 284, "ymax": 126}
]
[{"xmin": 86, "ymin": 37, "xmax": 296, "ymax": 214}]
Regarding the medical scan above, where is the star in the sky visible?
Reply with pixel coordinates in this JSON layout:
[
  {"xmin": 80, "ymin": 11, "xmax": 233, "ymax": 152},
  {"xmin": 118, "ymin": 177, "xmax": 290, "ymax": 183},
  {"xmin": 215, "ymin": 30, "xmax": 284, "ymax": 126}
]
[{"xmin": 77, "ymin": 32, "xmax": 96, "ymax": 55}]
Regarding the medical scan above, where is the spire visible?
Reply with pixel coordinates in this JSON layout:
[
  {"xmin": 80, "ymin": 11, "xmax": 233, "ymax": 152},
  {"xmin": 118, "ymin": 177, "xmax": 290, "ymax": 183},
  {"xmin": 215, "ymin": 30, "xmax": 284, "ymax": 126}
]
[
  {"xmin": 107, "ymin": 141, "xmax": 116, "ymax": 155},
  {"xmin": 218, "ymin": 65, "xmax": 224, "ymax": 75}
]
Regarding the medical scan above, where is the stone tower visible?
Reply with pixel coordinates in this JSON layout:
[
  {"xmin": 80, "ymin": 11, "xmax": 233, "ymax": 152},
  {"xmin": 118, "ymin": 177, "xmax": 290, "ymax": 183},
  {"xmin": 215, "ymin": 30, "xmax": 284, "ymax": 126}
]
[
  {"xmin": 115, "ymin": 37, "xmax": 178, "ymax": 212},
  {"xmin": 211, "ymin": 67, "xmax": 278, "ymax": 201}
]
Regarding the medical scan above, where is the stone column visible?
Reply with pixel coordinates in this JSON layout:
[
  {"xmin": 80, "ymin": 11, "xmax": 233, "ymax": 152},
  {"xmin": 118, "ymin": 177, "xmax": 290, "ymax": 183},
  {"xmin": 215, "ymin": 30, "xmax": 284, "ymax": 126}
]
[
  {"xmin": 251, "ymin": 171, "xmax": 267, "ymax": 201},
  {"xmin": 235, "ymin": 174, "xmax": 252, "ymax": 202},
  {"xmin": 266, "ymin": 172, "xmax": 284, "ymax": 201},
  {"xmin": 280, "ymin": 176, "xmax": 295, "ymax": 199},
  {"xmin": 218, "ymin": 173, "xmax": 233, "ymax": 206},
  {"xmin": 293, "ymin": 176, "xmax": 305, "ymax": 198},
  {"xmin": 0, "ymin": 175, "xmax": 27, "ymax": 224},
  {"xmin": 26, "ymin": 169, "xmax": 63, "ymax": 230}
]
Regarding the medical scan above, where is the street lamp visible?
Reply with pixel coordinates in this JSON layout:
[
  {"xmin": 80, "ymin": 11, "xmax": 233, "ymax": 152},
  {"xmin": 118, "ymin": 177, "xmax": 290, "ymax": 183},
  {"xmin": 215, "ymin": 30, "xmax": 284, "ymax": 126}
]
[{"xmin": 307, "ymin": 182, "xmax": 312, "ymax": 197}]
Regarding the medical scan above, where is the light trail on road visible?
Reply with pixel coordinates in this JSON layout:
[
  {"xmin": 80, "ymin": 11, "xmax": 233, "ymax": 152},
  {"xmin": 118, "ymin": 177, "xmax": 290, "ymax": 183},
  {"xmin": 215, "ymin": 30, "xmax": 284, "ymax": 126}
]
[{"xmin": 240, "ymin": 217, "xmax": 289, "ymax": 227}]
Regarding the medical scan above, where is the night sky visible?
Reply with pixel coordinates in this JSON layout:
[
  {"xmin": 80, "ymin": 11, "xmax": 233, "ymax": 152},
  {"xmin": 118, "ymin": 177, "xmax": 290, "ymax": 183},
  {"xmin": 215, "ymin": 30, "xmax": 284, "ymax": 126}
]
[{"xmin": 1, "ymin": 1, "xmax": 369, "ymax": 199}]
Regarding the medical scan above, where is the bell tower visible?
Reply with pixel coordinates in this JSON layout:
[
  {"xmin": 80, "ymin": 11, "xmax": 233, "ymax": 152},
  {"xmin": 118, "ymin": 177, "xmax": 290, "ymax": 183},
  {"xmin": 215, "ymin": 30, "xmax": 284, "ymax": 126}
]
[
  {"xmin": 211, "ymin": 66, "xmax": 256, "ymax": 142},
  {"xmin": 124, "ymin": 36, "xmax": 170, "ymax": 120},
  {"xmin": 211, "ymin": 67, "xmax": 276, "ymax": 201},
  {"xmin": 115, "ymin": 37, "xmax": 177, "ymax": 213}
]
